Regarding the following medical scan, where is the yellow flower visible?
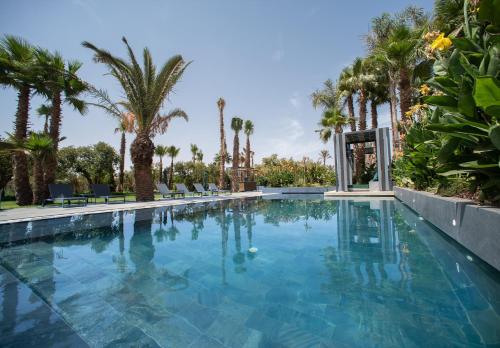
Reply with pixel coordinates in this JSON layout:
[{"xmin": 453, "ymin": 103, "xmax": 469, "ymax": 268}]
[
  {"xmin": 419, "ymin": 84, "xmax": 431, "ymax": 96},
  {"xmin": 431, "ymin": 33, "xmax": 452, "ymax": 52}
]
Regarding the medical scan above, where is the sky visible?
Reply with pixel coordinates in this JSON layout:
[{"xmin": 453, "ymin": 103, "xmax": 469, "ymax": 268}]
[{"xmin": 0, "ymin": 0, "xmax": 434, "ymax": 168}]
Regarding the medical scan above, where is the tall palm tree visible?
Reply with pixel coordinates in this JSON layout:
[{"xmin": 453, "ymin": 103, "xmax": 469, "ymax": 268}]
[
  {"xmin": 196, "ymin": 150, "xmax": 203, "ymax": 164},
  {"xmin": 83, "ymin": 37, "xmax": 190, "ymax": 201},
  {"xmin": 155, "ymin": 145, "xmax": 168, "ymax": 183},
  {"xmin": 317, "ymin": 108, "xmax": 348, "ymax": 170},
  {"xmin": 36, "ymin": 104, "xmax": 52, "ymax": 134},
  {"xmin": 217, "ymin": 98, "xmax": 227, "ymax": 189},
  {"xmin": 0, "ymin": 35, "xmax": 36, "ymax": 205},
  {"xmin": 190, "ymin": 144, "xmax": 199, "ymax": 163},
  {"xmin": 364, "ymin": 57, "xmax": 389, "ymax": 129},
  {"xmin": 87, "ymin": 87, "xmax": 134, "ymax": 192},
  {"xmin": 231, "ymin": 117, "xmax": 243, "ymax": 192},
  {"xmin": 337, "ymin": 67, "xmax": 357, "ymax": 132},
  {"xmin": 311, "ymin": 79, "xmax": 337, "ymax": 110},
  {"xmin": 243, "ymin": 120, "xmax": 254, "ymax": 170},
  {"xmin": 166, "ymin": 146, "xmax": 180, "ymax": 189},
  {"xmin": 319, "ymin": 150, "xmax": 331, "ymax": 166},
  {"xmin": 36, "ymin": 49, "xmax": 87, "ymax": 198}
]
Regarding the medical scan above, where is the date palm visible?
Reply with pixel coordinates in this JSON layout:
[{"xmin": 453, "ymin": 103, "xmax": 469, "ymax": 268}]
[
  {"xmin": 83, "ymin": 37, "xmax": 190, "ymax": 201},
  {"xmin": 166, "ymin": 146, "xmax": 180, "ymax": 189},
  {"xmin": 0, "ymin": 35, "xmax": 36, "ymax": 205},
  {"xmin": 155, "ymin": 145, "xmax": 168, "ymax": 183},
  {"xmin": 217, "ymin": 98, "xmax": 227, "ymax": 189},
  {"xmin": 311, "ymin": 79, "xmax": 337, "ymax": 110},
  {"xmin": 190, "ymin": 144, "xmax": 199, "ymax": 163},
  {"xmin": 337, "ymin": 67, "xmax": 357, "ymax": 132},
  {"xmin": 36, "ymin": 48, "xmax": 88, "ymax": 198},
  {"xmin": 243, "ymin": 120, "xmax": 254, "ymax": 170},
  {"xmin": 231, "ymin": 117, "xmax": 243, "ymax": 192},
  {"xmin": 319, "ymin": 150, "xmax": 331, "ymax": 166}
]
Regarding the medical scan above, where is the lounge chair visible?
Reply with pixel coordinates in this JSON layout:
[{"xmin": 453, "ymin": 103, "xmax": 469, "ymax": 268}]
[
  {"xmin": 175, "ymin": 183, "xmax": 197, "ymax": 197},
  {"xmin": 44, "ymin": 184, "xmax": 88, "ymax": 207},
  {"xmin": 157, "ymin": 183, "xmax": 184, "ymax": 199},
  {"xmin": 208, "ymin": 183, "xmax": 230, "ymax": 195},
  {"xmin": 193, "ymin": 183, "xmax": 211, "ymax": 196},
  {"xmin": 90, "ymin": 184, "xmax": 126, "ymax": 204}
]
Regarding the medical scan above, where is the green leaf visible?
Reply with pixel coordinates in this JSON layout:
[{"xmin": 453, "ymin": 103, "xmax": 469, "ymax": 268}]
[
  {"xmin": 473, "ymin": 76, "xmax": 500, "ymax": 117},
  {"xmin": 424, "ymin": 96, "xmax": 458, "ymax": 110},
  {"xmin": 489, "ymin": 124, "xmax": 500, "ymax": 150},
  {"xmin": 457, "ymin": 82, "xmax": 475, "ymax": 118},
  {"xmin": 451, "ymin": 38, "xmax": 479, "ymax": 52},
  {"xmin": 479, "ymin": 0, "xmax": 500, "ymax": 28},
  {"xmin": 459, "ymin": 160, "xmax": 498, "ymax": 169}
]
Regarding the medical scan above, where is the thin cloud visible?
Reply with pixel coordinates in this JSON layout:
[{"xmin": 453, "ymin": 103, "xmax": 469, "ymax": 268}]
[{"xmin": 272, "ymin": 49, "xmax": 284, "ymax": 62}]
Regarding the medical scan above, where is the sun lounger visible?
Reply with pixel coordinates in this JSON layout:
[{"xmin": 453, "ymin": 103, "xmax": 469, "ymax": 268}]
[
  {"xmin": 208, "ymin": 183, "xmax": 230, "ymax": 195},
  {"xmin": 157, "ymin": 183, "xmax": 184, "ymax": 198},
  {"xmin": 193, "ymin": 183, "xmax": 211, "ymax": 196},
  {"xmin": 44, "ymin": 184, "xmax": 88, "ymax": 207},
  {"xmin": 90, "ymin": 184, "xmax": 126, "ymax": 204},
  {"xmin": 175, "ymin": 183, "xmax": 197, "ymax": 197}
]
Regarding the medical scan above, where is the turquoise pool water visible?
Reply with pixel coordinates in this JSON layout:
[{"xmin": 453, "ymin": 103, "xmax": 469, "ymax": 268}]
[{"xmin": 1, "ymin": 197, "xmax": 499, "ymax": 347}]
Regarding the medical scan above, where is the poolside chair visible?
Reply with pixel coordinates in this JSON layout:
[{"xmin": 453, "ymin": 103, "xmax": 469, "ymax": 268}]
[
  {"xmin": 157, "ymin": 183, "xmax": 184, "ymax": 199},
  {"xmin": 175, "ymin": 183, "xmax": 197, "ymax": 197},
  {"xmin": 90, "ymin": 184, "xmax": 126, "ymax": 204},
  {"xmin": 193, "ymin": 183, "xmax": 211, "ymax": 196},
  {"xmin": 208, "ymin": 183, "xmax": 230, "ymax": 195},
  {"xmin": 44, "ymin": 184, "xmax": 88, "ymax": 207}
]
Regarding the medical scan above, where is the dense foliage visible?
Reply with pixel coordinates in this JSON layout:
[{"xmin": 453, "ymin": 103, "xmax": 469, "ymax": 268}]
[{"xmin": 255, "ymin": 155, "xmax": 335, "ymax": 187}]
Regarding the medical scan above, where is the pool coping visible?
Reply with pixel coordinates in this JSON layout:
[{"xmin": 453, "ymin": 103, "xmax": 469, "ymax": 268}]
[
  {"xmin": 0, "ymin": 192, "xmax": 269, "ymax": 225},
  {"xmin": 394, "ymin": 186, "xmax": 500, "ymax": 272}
]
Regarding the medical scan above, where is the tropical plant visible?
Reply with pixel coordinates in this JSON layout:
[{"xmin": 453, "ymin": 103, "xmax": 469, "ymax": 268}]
[
  {"xmin": 166, "ymin": 146, "xmax": 180, "ymax": 189},
  {"xmin": 155, "ymin": 145, "xmax": 168, "ymax": 183},
  {"xmin": 421, "ymin": 0, "xmax": 500, "ymax": 204},
  {"xmin": 35, "ymin": 48, "xmax": 88, "ymax": 198},
  {"xmin": 0, "ymin": 137, "xmax": 13, "ymax": 199},
  {"xmin": 0, "ymin": 35, "xmax": 36, "ymax": 205},
  {"xmin": 190, "ymin": 144, "xmax": 199, "ymax": 163},
  {"xmin": 23, "ymin": 133, "xmax": 54, "ymax": 204},
  {"xmin": 319, "ymin": 150, "xmax": 331, "ymax": 166},
  {"xmin": 217, "ymin": 97, "xmax": 227, "ymax": 189},
  {"xmin": 243, "ymin": 120, "xmax": 254, "ymax": 170},
  {"xmin": 196, "ymin": 150, "xmax": 204, "ymax": 163},
  {"xmin": 337, "ymin": 66, "xmax": 357, "ymax": 132},
  {"xmin": 83, "ymin": 37, "xmax": 190, "ymax": 201},
  {"xmin": 317, "ymin": 108, "xmax": 349, "ymax": 142},
  {"xmin": 36, "ymin": 104, "xmax": 52, "ymax": 134},
  {"xmin": 231, "ymin": 117, "xmax": 243, "ymax": 192}
]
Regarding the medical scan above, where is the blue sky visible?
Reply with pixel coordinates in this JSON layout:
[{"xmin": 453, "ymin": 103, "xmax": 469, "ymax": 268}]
[{"xmin": 0, "ymin": 0, "xmax": 434, "ymax": 167}]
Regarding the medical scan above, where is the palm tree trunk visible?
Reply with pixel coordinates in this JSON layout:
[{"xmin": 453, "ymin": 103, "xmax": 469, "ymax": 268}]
[
  {"xmin": 347, "ymin": 95, "xmax": 356, "ymax": 132},
  {"xmin": 32, "ymin": 157, "xmax": 44, "ymax": 205},
  {"xmin": 219, "ymin": 110, "xmax": 226, "ymax": 189},
  {"xmin": 355, "ymin": 89, "xmax": 367, "ymax": 183},
  {"xmin": 130, "ymin": 132, "xmax": 155, "ymax": 201},
  {"xmin": 389, "ymin": 77, "xmax": 399, "ymax": 151},
  {"xmin": 245, "ymin": 136, "xmax": 251, "ymax": 182},
  {"xmin": 169, "ymin": 157, "xmax": 174, "ymax": 190},
  {"xmin": 371, "ymin": 99, "xmax": 378, "ymax": 129},
  {"xmin": 159, "ymin": 157, "xmax": 163, "ymax": 184},
  {"xmin": 399, "ymin": 67, "xmax": 412, "ymax": 124},
  {"xmin": 118, "ymin": 132, "xmax": 125, "ymax": 192},
  {"xmin": 13, "ymin": 84, "xmax": 33, "ymax": 205},
  {"xmin": 232, "ymin": 134, "xmax": 239, "ymax": 192},
  {"xmin": 43, "ymin": 91, "xmax": 62, "ymax": 199}
]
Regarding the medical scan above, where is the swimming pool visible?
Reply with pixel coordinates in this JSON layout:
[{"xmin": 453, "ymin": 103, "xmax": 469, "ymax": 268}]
[{"xmin": 1, "ymin": 197, "xmax": 499, "ymax": 347}]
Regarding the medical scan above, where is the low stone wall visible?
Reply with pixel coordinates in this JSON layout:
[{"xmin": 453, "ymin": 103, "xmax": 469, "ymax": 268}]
[
  {"xmin": 258, "ymin": 186, "xmax": 335, "ymax": 194},
  {"xmin": 394, "ymin": 187, "xmax": 500, "ymax": 272}
]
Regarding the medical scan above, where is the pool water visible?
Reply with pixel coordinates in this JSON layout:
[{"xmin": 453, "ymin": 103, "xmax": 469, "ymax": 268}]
[{"xmin": 1, "ymin": 197, "xmax": 499, "ymax": 347}]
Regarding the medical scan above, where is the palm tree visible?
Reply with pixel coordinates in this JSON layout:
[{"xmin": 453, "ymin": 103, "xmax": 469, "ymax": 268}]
[
  {"xmin": 196, "ymin": 150, "xmax": 203, "ymax": 164},
  {"xmin": 317, "ymin": 108, "xmax": 348, "ymax": 170},
  {"xmin": 364, "ymin": 57, "xmax": 389, "ymax": 129},
  {"xmin": 319, "ymin": 150, "xmax": 331, "ymax": 166},
  {"xmin": 87, "ymin": 88, "xmax": 134, "ymax": 192},
  {"xmin": 0, "ymin": 35, "xmax": 36, "ymax": 205},
  {"xmin": 166, "ymin": 146, "xmax": 180, "ymax": 189},
  {"xmin": 243, "ymin": 120, "xmax": 254, "ymax": 170},
  {"xmin": 311, "ymin": 79, "xmax": 337, "ymax": 110},
  {"xmin": 190, "ymin": 144, "xmax": 199, "ymax": 163},
  {"xmin": 231, "ymin": 117, "xmax": 243, "ymax": 192},
  {"xmin": 36, "ymin": 49, "xmax": 87, "ymax": 198},
  {"xmin": 217, "ymin": 98, "xmax": 227, "ymax": 189},
  {"xmin": 155, "ymin": 145, "xmax": 168, "ymax": 183},
  {"xmin": 36, "ymin": 104, "xmax": 52, "ymax": 134},
  {"xmin": 23, "ymin": 133, "xmax": 54, "ymax": 205},
  {"xmin": 337, "ymin": 67, "xmax": 357, "ymax": 132},
  {"xmin": 83, "ymin": 37, "xmax": 190, "ymax": 201}
]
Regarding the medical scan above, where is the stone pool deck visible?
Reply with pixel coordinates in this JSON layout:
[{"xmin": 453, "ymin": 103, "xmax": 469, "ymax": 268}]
[{"xmin": 0, "ymin": 192, "xmax": 265, "ymax": 224}]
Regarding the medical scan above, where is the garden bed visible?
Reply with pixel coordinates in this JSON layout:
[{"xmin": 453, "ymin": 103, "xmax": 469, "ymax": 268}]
[{"xmin": 395, "ymin": 187, "xmax": 500, "ymax": 272}]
